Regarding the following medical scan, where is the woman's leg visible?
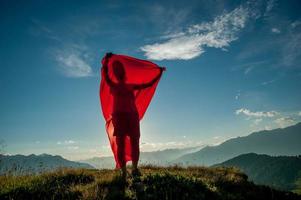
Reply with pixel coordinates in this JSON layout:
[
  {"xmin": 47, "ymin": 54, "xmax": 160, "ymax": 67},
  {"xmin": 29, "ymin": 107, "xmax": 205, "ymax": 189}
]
[
  {"xmin": 130, "ymin": 136, "xmax": 140, "ymax": 170},
  {"xmin": 116, "ymin": 136, "xmax": 127, "ymax": 177}
]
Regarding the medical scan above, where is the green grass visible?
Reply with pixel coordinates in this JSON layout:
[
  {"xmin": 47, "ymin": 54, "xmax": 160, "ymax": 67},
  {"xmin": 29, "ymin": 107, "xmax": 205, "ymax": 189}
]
[{"xmin": 0, "ymin": 165, "xmax": 300, "ymax": 200}]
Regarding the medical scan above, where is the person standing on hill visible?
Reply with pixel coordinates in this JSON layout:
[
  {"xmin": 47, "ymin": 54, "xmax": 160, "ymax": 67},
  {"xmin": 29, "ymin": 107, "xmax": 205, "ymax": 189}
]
[{"xmin": 100, "ymin": 52, "xmax": 165, "ymax": 179}]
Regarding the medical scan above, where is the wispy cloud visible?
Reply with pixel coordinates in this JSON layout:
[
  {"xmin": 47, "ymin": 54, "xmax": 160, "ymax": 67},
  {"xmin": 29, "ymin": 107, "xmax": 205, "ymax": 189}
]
[
  {"xmin": 235, "ymin": 91, "xmax": 241, "ymax": 100},
  {"xmin": 57, "ymin": 140, "xmax": 79, "ymax": 151},
  {"xmin": 291, "ymin": 20, "xmax": 301, "ymax": 28},
  {"xmin": 147, "ymin": 4, "xmax": 191, "ymax": 34},
  {"xmin": 140, "ymin": 6, "xmax": 250, "ymax": 60},
  {"xmin": 54, "ymin": 47, "xmax": 93, "ymax": 78},
  {"xmin": 271, "ymin": 28, "xmax": 281, "ymax": 34},
  {"xmin": 29, "ymin": 18, "xmax": 62, "ymax": 42},
  {"xmin": 140, "ymin": 140, "xmax": 203, "ymax": 152},
  {"xmin": 67, "ymin": 146, "xmax": 79, "ymax": 150},
  {"xmin": 30, "ymin": 19, "xmax": 94, "ymax": 78},
  {"xmin": 235, "ymin": 108, "xmax": 278, "ymax": 118},
  {"xmin": 265, "ymin": 0, "xmax": 277, "ymax": 15},
  {"xmin": 57, "ymin": 140, "xmax": 76, "ymax": 145},
  {"xmin": 236, "ymin": 108, "xmax": 300, "ymax": 129},
  {"xmin": 253, "ymin": 118, "xmax": 263, "ymax": 125},
  {"xmin": 280, "ymin": 28, "xmax": 301, "ymax": 67},
  {"xmin": 244, "ymin": 66, "xmax": 253, "ymax": 74},
  {"xmin": 261, "ymin": 79, "xmax": 275, "ymax": 85},
  {"xmin": 231, "ymin": 60, "xmax": 268, "ymax": 75},
  {"xmin": 238, "ymin": 13, "xmax": 301, "ymax": 69},
  {"xmin": 274, "ymin": 117, "xmax": 296, "ymax": 128}
]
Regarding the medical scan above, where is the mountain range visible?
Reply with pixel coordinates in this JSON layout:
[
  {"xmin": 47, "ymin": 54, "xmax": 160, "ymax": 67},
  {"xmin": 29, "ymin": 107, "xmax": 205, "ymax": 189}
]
[
  {"xmin": 1, "ymin": 122, "xmax": 300, "ymax": 184},
  {"xmin": 80, "ymin": 146, "xmax": 200, "ymax": 169},
  {"xmin": 174, "ymin": 122, "xmax": 301, "ymax": 166},
  {"xmin": 215, "ymin": 153, "xmax": 301, "ymax": 192},
  {"xmin": 0, "ymin": 154, "xmax": 94, "ymax": 175}
]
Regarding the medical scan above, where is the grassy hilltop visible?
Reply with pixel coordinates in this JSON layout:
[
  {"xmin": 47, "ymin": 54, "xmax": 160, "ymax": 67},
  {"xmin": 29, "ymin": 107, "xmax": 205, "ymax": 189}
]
[{"xmin": 0, "ymin": 165, "xmax": 300, "ymax": 200}]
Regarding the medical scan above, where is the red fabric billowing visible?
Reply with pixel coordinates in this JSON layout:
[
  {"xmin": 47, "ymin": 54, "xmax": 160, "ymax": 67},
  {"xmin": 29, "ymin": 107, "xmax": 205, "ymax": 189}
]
[{"xmin": 99, "ymin": 54, "xmax": 162, "ymax": 168}]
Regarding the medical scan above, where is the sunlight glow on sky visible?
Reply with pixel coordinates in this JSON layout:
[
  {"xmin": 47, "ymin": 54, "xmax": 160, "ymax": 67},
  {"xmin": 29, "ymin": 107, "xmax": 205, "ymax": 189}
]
[{"xmin": 0, "ymin": 0, "xmax": 301, "ymax": 160}]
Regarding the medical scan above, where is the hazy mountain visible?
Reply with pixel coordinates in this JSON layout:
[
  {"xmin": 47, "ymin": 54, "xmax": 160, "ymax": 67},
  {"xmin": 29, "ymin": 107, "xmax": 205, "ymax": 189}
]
[
  {"xmin": 81, "ymin": 146, "xmax": 200, "ymax": 169},
  {"xmin": 215, "ymin": 153, "xmax": 301, "ymax": 191},
  {"xmin": 174, "ymin": 122, "xmax": 301, "ymax": 166},
  {"xmin": 0, "ymin": 154, "xmax": 94, "ymax": 175},
  {"xmin": 139, "ymin": 146, "xmax": 200, "ymax": 165},
  {"xmin": 80, "ymin": 156, "xmax": 115, "ymax": 169}
]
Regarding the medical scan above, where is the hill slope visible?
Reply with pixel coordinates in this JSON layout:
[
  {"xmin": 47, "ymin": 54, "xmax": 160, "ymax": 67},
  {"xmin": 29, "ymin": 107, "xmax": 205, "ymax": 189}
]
[
  {"xmin": 0, "ymin": 166, "xmax": 300, "ymax": 200},
  {"xmin": 215, "ymin": 153, "xmax": 301, "ymax": 192},
  {"xmin": 0, "ymin": 154, "xmax": 94, "ymax": 175},
  {"xmin": 175, "ymin": 122, "xmax": 301, "ymax": 166}
]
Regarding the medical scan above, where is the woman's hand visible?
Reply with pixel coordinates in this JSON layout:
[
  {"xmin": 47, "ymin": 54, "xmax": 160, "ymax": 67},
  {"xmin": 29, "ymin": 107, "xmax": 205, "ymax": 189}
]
[
  {"xmin": 102, "ymin": 52, "xmax": 115, "ymax": 86},
  {"xmin": 103, "ymin": 52, "xmax": 113, "ymax": 70},
  {"xmin": 105, "ymin": 52, "xmax": 113, "ymax": 59}
]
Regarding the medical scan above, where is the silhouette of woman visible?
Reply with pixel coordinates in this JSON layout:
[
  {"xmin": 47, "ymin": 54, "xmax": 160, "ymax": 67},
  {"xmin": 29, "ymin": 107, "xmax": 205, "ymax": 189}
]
[{"xmin": 102, "ymin": 53, "xmax": 165, "ymax": 178}]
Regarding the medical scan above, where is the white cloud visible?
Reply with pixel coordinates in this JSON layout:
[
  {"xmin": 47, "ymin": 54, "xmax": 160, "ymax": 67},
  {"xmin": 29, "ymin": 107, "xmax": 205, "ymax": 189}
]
[
  {"xmin": 30, "ymin": 20, "xmax": 94, "ymax": 78},
  {"xmin": 265, "ymin": 0, "xmax": 277, "ymax": 15},
  {"xmin": 141, "ymin": 6, "xmax": 249, "ymax": 60},
  {"xmin": 274, "ymin": 117, "xmax": 295, "ymax": 128},
  {"xmin": 65, "ymin": 140, "xmax": 75, "ymax": 144},
  {"xmin": 254, "ymin": 118, "xmax": 263, "ymax": 125},
  {"xmin": 232, "ymin": 60, "xmax": 268, "ymax": 75},
  {"xmin": 264, "ymin": 125, "xmax": 273, "ymax": 130},
  {"xmin": 261, "ymin": 79, "xmax": 275, "ymax": 85},
  {"xmin": 298, "ymin": 111, "xmax": 301, "ymax": 116},
  {"xmin": 159, "ymin": 32, "xmax": 186, "ymax": 40},
  {"xmin": 56, "ymin": 140, "xmax": 79, "ymax": 151},
  {"xmin": 29, "ymin": 19, "xmax": 62, "ymax": 42},
  {"xmin": 238, "ymin": 13, "xmax": 301, "ymax": 69},
  {"xmin": 235, "ymin": 90, "xmax": 242, "ymax": 100},
  {"xmin": 244, "ymin": 66, "xmax": 254, "ymax": 74},
  {"xmin": 57, "ymin": 140, "xmax": 76, "ymax": 145},
  {"xmin": 291, "ymin": 21, "xmax": 301, "ymax": 28},
  {"xmin": 140, "ymin": 140, "xmax": 203, "ymax": 152},
  {"xmin": 281, "ymin": 30, "xmax": 301, "ymax": 67},
  {"xmin": 235, "ymin": 108, "xmax": 278, "ymax": 118},
  {"xmin": 235, "ymin": 93, "xmax": 240, "ymax": 100},
  {"xmin": 248, "ymin": 118, "xmax": 263, "ymax": 128},
  {"xmin": 271, "ymin": 28, "xmax": 281, "ymax": 34},
  {"xmin": 67, "ymin": 146, "xmax": 79, "ymax": 150},
  {"xmin": 55, "ymin": 48, "xmax": 93, "ymax": 78}
]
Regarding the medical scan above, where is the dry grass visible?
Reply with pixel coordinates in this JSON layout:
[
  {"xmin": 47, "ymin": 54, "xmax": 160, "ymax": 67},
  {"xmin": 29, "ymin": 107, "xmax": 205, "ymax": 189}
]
[{"xmin": 0, "ymin": 165, "xmax": 300, "ymax": 200}]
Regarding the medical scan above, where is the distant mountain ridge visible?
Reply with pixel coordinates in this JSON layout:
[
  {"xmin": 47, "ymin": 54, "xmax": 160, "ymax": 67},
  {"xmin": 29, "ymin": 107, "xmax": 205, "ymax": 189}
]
[
  {"xmin": 81, "ymin": 146, "xmax": 201, "ymax": 169},
  {"xmin": 0, "ymin": 147, "xmax": 201, "ymax": 175},
  {"xmin": 0, "ymin": 154, "xmax": 94, "ymax": 175},
  {"xmin": 2, "ymin": 123, "xmax": 300, "ymax": 176},
  {"xmin": 215, "ymin": 153, "xmax": 301, "ymax": 192},
  {"xmin": 174, "ymin": 122, "xmax": 301, "ymax": 166}
]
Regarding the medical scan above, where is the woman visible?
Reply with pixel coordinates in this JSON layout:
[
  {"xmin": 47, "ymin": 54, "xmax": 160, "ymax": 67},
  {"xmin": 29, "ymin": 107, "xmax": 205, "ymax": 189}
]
[{"xmin": 101, "ymin": 52, "xmax": 165, "ymax": 178}]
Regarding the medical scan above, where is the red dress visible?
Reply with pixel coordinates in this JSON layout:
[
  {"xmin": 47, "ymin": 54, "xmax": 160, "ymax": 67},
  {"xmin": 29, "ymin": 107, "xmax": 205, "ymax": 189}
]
[{"xmin": 99, "ymin": 54, "xmax": 162, "ymax": 168}]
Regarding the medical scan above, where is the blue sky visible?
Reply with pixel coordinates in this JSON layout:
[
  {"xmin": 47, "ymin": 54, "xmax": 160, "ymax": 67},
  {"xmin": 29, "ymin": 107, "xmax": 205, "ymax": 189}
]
[{"xmin": 1, "ymin": 0, "xmax": 301, "ymax": 160}]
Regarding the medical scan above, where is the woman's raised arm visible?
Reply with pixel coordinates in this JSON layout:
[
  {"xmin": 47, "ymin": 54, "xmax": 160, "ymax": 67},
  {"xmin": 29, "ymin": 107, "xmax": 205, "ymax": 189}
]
[
  {"xmin": 133, "ymin": 67, "xmax": 165, "ymax": 90},
  {"xmin": 102, "ymin": 53, "xmax": 116, "ymax": 87}
]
